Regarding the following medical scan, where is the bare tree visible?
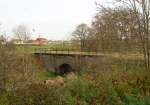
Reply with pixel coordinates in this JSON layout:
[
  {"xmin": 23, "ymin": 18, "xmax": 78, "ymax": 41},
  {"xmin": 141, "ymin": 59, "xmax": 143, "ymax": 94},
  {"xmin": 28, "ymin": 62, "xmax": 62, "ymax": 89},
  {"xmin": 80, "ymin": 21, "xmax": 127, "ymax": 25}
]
[
  {"xmin": 13, "ymin": 24, "xmax": 31, "ymax": 42},
  {"xmin": 116, "ymin": 0, "xmax": 150, "ymax": 70},
  {"xmin": 12, "ymin": 24, "xmax": 35, "ymax": 86},
  {"xmin": 89, "ymin": 6, "xmax": 139, "ymax": 52},
  {"xmin": 72, "ymin": 24, "xmax": 89, "ymax": 51},
  {"xmin": 0, "ymin": 26, "xmax": 35, "ymax": 97}
]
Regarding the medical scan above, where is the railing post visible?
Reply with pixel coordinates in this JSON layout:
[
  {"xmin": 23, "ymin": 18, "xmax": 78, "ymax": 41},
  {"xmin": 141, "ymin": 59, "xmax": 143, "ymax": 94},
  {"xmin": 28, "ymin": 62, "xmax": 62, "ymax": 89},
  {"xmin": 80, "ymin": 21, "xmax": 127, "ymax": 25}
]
[
  {"xmin": 96, "ymin": 49, "xmax": 98, "ymax": 56},
  {"xmin": 56, "ymin": 49, "xmax": 57, "ymax": 54},
  {"xmin": 49, "ymin": 48, "xmax": 51, "ymax": 54},
  {"xmin": 34, "ymin": 48, "xmax": 37, "ymax": 53},
  {"xmin": 44, "ymin": 48, "xmax": 46, "ymax": 53},
  {"xmin": 68, "ymin": 49, "xmax": 69, "ymax": 55}
]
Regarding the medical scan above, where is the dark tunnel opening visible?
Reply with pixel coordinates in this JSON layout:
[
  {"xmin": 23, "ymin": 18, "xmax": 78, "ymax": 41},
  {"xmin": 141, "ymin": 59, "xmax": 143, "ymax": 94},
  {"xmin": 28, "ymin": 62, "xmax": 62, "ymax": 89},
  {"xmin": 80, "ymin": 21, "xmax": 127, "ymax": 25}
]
[{"xmin": 55, "ymin": 63, "xmax": 73, "ymax": 76}]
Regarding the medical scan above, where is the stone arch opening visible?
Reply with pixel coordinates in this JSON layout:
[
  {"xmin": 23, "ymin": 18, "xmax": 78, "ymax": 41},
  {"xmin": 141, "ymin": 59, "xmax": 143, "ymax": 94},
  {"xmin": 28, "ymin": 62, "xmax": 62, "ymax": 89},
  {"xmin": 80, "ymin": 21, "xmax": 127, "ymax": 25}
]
[{"xmin": 56, "ymin": 63, "xmax": 73, "ymax": 75}]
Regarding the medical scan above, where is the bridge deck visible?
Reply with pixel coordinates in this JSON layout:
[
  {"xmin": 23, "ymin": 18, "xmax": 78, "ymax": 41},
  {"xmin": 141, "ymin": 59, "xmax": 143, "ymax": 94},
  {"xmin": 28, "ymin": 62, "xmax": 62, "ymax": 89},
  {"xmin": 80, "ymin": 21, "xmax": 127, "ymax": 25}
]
[{"xmin": 34, "ymin": 49, "xmax": 104, "ymax": 56}]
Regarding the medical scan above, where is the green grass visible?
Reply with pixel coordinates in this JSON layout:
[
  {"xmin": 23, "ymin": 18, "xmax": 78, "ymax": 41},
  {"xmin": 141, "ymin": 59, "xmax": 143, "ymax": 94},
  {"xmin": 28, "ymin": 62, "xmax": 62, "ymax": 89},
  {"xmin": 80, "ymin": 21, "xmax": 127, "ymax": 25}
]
[
  {"xmin": 36, "ymin": 70, "xmax": 57, "ymax": 82},
  {"xmin": 15, "ymin": 44, "xmax": 73, "ymax": 54}
]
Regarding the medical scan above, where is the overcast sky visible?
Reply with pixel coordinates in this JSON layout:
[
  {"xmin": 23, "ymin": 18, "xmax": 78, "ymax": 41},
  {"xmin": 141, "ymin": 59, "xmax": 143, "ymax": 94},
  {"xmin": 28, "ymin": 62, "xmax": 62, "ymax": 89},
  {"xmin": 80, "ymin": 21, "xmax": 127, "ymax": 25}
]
[{"xmin": 0, "ymin": 0, "xmax": 109, "ymax": 40}]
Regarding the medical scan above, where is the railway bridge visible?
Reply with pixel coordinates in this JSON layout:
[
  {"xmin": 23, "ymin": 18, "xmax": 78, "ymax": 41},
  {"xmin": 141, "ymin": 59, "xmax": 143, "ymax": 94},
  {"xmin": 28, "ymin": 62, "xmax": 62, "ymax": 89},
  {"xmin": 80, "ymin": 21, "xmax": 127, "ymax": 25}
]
[{"xmin": 34, "ymin": 48, "xmax": 104, "ymax": 72}]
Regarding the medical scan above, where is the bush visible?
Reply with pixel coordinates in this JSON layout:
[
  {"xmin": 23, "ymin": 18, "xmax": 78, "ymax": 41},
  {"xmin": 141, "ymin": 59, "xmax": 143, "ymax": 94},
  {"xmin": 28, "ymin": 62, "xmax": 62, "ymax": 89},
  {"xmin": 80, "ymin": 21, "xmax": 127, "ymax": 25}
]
[{"xmin": 0, "ymin": 56, "xmax": 150, "ymax": 105}]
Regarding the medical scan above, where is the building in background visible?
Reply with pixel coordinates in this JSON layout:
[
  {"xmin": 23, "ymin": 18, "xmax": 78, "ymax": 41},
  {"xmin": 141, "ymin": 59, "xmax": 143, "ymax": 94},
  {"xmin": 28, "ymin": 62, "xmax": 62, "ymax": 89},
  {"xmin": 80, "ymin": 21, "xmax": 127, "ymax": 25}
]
[
  {"xmin": 31, "ymin": 38, "xmax": 48, "ymax": 45},
  {"xmin": 12, "ymin": 38, "xmax": 48, "ymax": 45}
]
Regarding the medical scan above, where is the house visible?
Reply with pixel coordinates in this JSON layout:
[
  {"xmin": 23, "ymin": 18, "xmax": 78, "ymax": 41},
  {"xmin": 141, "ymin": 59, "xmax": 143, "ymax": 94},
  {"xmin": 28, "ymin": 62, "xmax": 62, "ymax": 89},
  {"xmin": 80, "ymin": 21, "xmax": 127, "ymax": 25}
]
[
  {"xmin": 31, "ymin": 38, "xmax": 48, "ymax": 45},
  {"xmin": 11, "ymin": 38, "xmax": 48, "ymax": 45}
]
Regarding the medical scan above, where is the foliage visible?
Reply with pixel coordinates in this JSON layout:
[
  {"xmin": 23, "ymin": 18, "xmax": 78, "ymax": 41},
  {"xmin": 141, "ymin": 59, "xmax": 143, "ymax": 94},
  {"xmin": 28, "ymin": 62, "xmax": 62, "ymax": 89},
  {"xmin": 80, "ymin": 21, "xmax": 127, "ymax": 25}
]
[
  {"xmin": 86, "ymin": 7, "xmax": 140, "ymax": 52},
  {"xmin": 0, "ymin": 42, "xmax": 36, "ymax": 98},
  {"xmin": 72, "ymin": 24, "xmax": 90, "ymax": 51},
  {"xmin": 1, "ymin": 57, "xmax": 150, "ymax": 105}
]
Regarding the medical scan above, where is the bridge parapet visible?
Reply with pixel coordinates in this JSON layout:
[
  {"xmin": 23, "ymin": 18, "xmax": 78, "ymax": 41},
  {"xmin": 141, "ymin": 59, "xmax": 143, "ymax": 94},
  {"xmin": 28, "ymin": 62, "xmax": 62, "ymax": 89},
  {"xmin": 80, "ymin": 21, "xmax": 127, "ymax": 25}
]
[
  {"xmin": 34, "ymin": 48, "xmax": 104, "ymax": 56},
  {"xmin": 34, "ymin": 48, "xmax": 105, "ymax": 72}
]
